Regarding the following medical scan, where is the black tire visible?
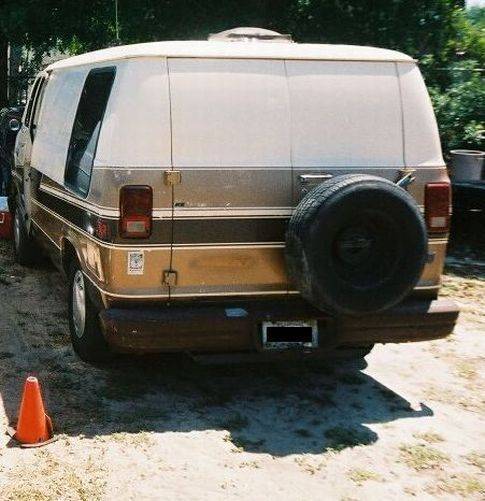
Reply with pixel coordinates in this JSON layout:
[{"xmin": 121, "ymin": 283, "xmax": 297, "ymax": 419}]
[
  {"xmin": 12, "ymin": 205, "xmax": 38, "ymax": 266},
  {"xmin": 286, "ymin": 174, "xmax": 427, "ymax": 316},
  {"xmin": 68, "ymin": 261, "xmax": 112, "ymax": 363}
]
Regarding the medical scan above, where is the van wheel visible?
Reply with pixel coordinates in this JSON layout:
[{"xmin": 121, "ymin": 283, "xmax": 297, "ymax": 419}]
[
  {"xmin": 68, "ymin": 262, "xmax": 112, "ymax": 363},
  {"xmin": 286, "ymin": 174, "xmax": 427, "ymax": 316},
  {"xmin": 13, "ymin": 207, "xmax": 37, "ymax": 266}
]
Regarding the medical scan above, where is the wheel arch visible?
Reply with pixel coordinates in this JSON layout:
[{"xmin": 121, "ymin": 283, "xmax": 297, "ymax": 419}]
[
  {"xmin": 60, "ymin": 237, "xmax": 80, "ymax": 277},
  {"xmin": 61, "ymin": 236, "xmax": 106, "ymax": 310}
]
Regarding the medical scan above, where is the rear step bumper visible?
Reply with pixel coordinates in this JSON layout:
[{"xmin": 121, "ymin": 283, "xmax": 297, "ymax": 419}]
[{"xmin": 99, "ymin": 298, "xmax": 459, "ymax": 355}]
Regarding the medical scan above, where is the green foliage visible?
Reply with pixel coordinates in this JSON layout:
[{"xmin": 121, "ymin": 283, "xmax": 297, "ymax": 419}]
[
  {"xmin": 0, "ymin": 1, "xmax": 482, "ymax": 152},
  {"xmin": 0, "ymin": 1, "xmax": 466, "ymax": 56},
  {"xmin": 430, "ymin": 66, "xmax": 485, "ymax": 152},
  {"xmin": 425, "ymin": 6, "xmax": 485, "ymax": 153}
]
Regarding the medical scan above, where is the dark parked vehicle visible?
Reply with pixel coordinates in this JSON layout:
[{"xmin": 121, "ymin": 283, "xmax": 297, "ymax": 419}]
[
  {"xmin": 0, "ymin": 106, "xmax": 24, "ymax": 196},
  {"xmin": 449, "ymin": 150, "xmax": 484, "ymax": 218}
]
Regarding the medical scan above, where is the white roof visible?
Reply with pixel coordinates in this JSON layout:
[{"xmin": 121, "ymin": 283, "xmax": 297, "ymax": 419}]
[{"xmin": 47, "ymin": 40, "xmax": 414, "ymax": 71}]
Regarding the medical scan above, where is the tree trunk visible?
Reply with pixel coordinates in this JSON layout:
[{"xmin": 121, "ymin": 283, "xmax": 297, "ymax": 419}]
[{"xmin": 0, "ymin": 33, "xmax": 8, "ymax": 109}]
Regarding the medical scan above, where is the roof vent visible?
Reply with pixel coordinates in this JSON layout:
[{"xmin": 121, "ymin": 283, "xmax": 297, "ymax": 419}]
[{"xmin": 209, "ymin": 27, "xmax": 293, "ymax": 43}]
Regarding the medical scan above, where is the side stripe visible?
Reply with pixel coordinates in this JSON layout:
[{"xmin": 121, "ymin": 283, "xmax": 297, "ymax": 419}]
[{"xmin": 32, "ymin": 194, "xmax": 288, "ymax": 246}]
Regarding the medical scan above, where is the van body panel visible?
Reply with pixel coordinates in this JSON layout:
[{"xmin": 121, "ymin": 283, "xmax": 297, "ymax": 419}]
[
  {"xmin": 167, "ymin": 57, "xmax": 292, "ymax": 296},
  {"xmin": 170, "ymin": 245, "xmax": 288, "ymax": 297},
  {"xmin": 286, "ymin": 61, "xmax": 404, "ymax": 168},
  {"xmin": 397, "ymin": 62, "xmax": 445, "ymax": 167},
  {"xmin": 88, "ymin": 167, "xmax": 172, "ymax": 212},
  {"xmin": 168, "ymin": 58, "xmax": 291, "ymax": 167}
]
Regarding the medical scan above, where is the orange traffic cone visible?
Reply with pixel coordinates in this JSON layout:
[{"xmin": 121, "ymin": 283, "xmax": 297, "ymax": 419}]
[{"xmin": 8, "ymin": 376, "xmax": 55, "ymax": 447}]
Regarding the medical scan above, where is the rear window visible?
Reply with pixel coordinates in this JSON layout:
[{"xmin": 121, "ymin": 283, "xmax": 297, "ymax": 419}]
[{"xmin": 65, "ymin": 67, "xmax": 115, "ymax": 196}]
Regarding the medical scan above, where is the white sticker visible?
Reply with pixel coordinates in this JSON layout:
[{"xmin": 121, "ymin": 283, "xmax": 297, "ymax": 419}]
[{"xmin": 128, "ymin": 251, "xmax": 144, "ymax": 275}]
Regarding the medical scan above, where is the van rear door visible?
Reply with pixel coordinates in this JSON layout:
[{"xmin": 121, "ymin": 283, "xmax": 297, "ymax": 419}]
[{"xmin": 166, "ymin": 58, "xmax": 292, "ymax": 299}]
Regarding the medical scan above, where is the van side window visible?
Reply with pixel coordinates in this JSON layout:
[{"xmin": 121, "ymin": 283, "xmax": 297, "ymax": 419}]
[
  {"xmin": 65, "ymin": 67, "xmax": 115, "ymax": 197},
  {"xmin": 30, "ymin": 77, "xmax": 48, "ymax": 140}
]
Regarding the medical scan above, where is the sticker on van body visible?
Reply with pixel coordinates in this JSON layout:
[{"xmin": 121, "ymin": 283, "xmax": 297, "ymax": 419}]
[{"xmin": 127, "ymin": 251, "xmax": 144, "ymax": 275}]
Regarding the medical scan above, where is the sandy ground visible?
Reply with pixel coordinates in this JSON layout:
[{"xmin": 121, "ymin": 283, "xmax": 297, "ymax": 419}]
[{"xmin": 0, "ymin": 231, "xmax": 484, "ymax": 500}]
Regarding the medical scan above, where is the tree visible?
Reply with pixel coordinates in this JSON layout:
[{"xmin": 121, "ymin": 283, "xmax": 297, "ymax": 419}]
[
  {"xmin": 0, "ymin": 1, "xmax": 480, "ymax": 153},
  {"xmin": 0, "ymin": 0, "xmax": 116, "ymax": 105}
]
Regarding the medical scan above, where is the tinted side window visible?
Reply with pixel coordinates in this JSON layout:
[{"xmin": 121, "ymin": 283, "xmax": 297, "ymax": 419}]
[
  {"xmin": 65, "ymin": 67, "xmax": 115, "ymax": 196},
  {"xmin": 31, "ymin": 77, "xmax": 48, "ymax": 140},
  {"xmin": 24, "ymin": 78, "xmax": 41, "ymax": 127}
]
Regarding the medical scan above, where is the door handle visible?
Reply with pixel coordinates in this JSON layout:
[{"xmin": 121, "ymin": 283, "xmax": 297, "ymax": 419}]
[
  {"xmin": 299, "ymin": 174, "xmax": 333, "ymax": 182},
  {"xmin": 299, "ymin": 173, "xmax": 333, "ymax": 197}
]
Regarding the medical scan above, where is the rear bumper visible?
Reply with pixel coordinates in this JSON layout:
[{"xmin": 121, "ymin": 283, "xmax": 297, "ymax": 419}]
[{"xmin": 99, "ymin": 297, "xmax": 459, "ymax": 355}]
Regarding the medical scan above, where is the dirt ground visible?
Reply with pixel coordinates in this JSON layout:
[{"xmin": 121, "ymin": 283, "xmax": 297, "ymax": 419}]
[{"xmin": 0, "ymin": 223, "xmax": 484, "ymax": 500}]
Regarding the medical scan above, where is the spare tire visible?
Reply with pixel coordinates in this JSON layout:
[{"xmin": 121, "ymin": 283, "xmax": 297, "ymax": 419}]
[{"xmin": 286, "ymin": 174, "xmax": 427, "ymax": 315}]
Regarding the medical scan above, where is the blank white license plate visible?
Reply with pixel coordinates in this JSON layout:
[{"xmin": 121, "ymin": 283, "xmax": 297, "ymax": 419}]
[{"xmin": 261, "ymin": 320, "xmax": 318, "ymax": 350}]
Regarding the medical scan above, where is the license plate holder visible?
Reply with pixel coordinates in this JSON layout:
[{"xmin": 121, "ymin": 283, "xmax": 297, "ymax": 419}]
[{"xmin": 261, "ymin": 320, "xmax": 318, "ymax": 350}]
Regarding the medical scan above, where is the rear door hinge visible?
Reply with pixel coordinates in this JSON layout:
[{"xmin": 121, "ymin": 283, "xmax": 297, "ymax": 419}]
[
  {"xmin": 164, "ymin": 170, "xmax": 182, "ymax": 186},
  {"xmin": 162, "ymin": 270, "xmax": 177, "ymax": 286},
  {"xmin": 396, "ymin": 168, "xmax": 416, "ymax": 190}
]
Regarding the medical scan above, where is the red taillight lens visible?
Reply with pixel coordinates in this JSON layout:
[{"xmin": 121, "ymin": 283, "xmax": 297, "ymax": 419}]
[
  {"xmin": 425, "ymin": 182, "xmax": 451, "ymax": 233},
  {"xmin": 119, "ymin": 185, "xmax": 153, "ymax": 238}
]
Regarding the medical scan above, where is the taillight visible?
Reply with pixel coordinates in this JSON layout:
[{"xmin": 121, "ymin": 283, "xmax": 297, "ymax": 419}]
[
  {"xmin": 119, "ymin": 185, "xmax": 153, "ymax": 238},
  {"xmin": 425, "ymin": 182, "xmax": 451, "ymax": 233}
]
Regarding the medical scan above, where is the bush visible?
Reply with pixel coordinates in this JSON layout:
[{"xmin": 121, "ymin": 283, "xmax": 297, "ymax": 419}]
[{"xmin": 430, "ymin": 62, "xmax": 485, "ymax": 154}]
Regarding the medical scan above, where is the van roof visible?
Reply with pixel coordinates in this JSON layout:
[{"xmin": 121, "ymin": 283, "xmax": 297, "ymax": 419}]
[{"xmin": 46, "ymin": 40, "xmax": 414, "ymax": 71}]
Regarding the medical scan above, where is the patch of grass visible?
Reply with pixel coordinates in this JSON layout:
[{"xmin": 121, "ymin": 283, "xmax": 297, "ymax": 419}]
[
  {"xmin": 399, "ymin": 444, "xmax": 449, "ymax": 471},
  {"xmin": 465, "ymin": 452, "xmax": 485, "ymax": 472},
  {"xmin": 324, "ymin": 426, "xmax": 376, "ymax": 451},
  {"xmin": 238, "ymin": 461, "xmax": 260, "ymax": 469},
  {"xmin": 225, "ymin": 432, "xmax": 265, "ymax": 452},
  {"xmin": 235, "ymin": 436, "xmax": 265, "ymax": 450},
  {"xmin": 294, "ymin": 456, "xmax": 325, "ymax": 475},
  {"xmin": 110, "ymin": 431, "xmax": 156, "ymax": 450},
  {"xmin": 219, "ymin": 412, "xmax": 249, "ymax": 432},
  {"xmin": 423, "ymin": 385, "xmax": 482, "ymax": 412},
  {"xmin": 455, "ymin": 361, "xmax": 477, "ymax": 380},
  {"xmin": 347, "ymin": 468, "xmax": 381, "ymax": 485},
  {"xmin": 0, "ymin": 450, "xmax": 106, "ymax": 500},
  {"xmin": 413, "ymin": 431, "xmax": 444, "ymax": 444},
  {"xmin": 431, "ymin": 475, "xmax": 485, "ymax": 497}
]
